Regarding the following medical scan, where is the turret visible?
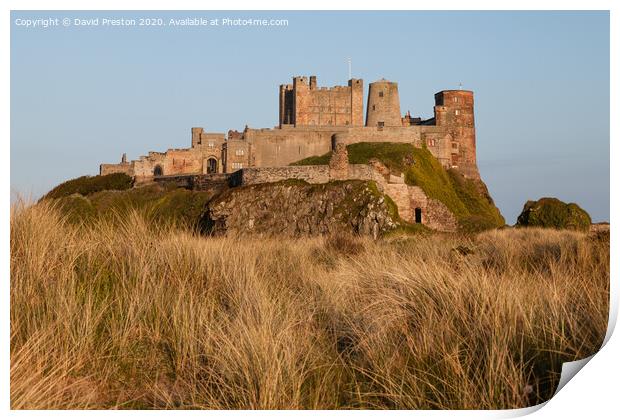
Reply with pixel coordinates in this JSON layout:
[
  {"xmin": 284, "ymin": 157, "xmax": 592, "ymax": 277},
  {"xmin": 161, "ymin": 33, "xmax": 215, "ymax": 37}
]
[
  {"xmin": 349, "ymin": 78, "xmax": 364, "ymax": 126},
  {"xmin": 191, "ymin": 127, "xmax": 204, "ymax": 148},
  {"xmin": 365, "ymin": 79, "xmax": 401, "ymax": 127},
  {"xmin": 309, "ymin": 75, "xmax": 317, "ymax": 90}
]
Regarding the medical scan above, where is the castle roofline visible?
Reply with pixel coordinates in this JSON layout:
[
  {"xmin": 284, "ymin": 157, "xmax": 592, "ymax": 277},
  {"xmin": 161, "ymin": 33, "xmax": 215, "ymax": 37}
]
[{"xmin": 436, "ymin": 89, "xmax": 474, "ymax": 94}]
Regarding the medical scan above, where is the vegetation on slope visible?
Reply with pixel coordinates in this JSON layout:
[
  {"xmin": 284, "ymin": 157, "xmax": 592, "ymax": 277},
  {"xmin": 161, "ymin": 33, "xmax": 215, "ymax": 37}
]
[
  {"xmin": 50, "ymin": 184, "xmax": 215, "ymax": 229},
  {"xmin": 290, "ymin": 153, "xmax": 332, "ymax": 166},
  {"xmin": 10, "ymin": 201, "xmax": 609, "ymax": 409},
  {"xmin": 292, "ymin": 142, "xmax": 505, "ymax": 232},
  {"xmin": 44, "ymin": 173, "xmax": 133, "ymax": 199},
  {"xmin": 516, "ymin": 197, "xmax": 591, "ymax": 231}
]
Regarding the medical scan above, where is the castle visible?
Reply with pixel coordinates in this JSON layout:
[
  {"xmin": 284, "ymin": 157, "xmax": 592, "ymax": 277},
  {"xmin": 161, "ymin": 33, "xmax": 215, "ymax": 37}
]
[
  {"xmin": 100, "ymin": 75, "xmax": 480, "ymax": 231},
  {"xmin": 101, "ymin": 76, "xmax": 479, "ymax": 181}
]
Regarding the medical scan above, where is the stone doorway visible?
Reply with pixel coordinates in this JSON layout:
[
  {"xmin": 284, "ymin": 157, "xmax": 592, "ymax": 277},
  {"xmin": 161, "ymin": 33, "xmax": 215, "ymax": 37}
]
[
  {"xmin": 415, "ymin": 207, "xmax": 422, "ymax": 224},
  {"xmin": 207, "ymin": 158, "xmax": 218, "ymax": 174},
  {"xmin": 154, "ymin": 165, "xmax": 163, "ymax": 177}
]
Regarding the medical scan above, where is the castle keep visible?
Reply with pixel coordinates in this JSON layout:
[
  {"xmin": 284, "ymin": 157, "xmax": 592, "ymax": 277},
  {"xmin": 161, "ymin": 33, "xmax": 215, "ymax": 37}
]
[{"xmin": 100, "ymin": 75, "xmax": 480, "ymax": 231}]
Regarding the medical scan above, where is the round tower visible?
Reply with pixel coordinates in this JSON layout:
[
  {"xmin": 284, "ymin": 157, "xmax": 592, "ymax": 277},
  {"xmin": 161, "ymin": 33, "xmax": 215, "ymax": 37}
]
[{"xmin": 365, "ymin": 79, "xmax": 402, "ymax": 127}]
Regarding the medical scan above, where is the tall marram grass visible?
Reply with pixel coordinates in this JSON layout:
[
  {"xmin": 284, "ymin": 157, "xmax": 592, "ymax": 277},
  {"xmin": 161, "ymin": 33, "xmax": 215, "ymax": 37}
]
[{"xmin": 10, "ymin": 200, "xmax": 609, "ymax": 409}]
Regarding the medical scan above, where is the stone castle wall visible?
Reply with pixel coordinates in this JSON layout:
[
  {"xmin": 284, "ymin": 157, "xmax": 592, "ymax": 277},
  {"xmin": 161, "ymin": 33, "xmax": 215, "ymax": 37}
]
[
  {"xmin": 244, "ymin": 126, "xmax": 338, "ymax": 168},
  {"xmin": 236, "ymin": 166, "xmax": 331, "ymax": 186},
  {"xmin": 279, "ymin": 76, "xmax": 364, "ymax": 127},
  {"xmin": 100, "ymin": 162, "xmax": 133, "ymax": 176}
]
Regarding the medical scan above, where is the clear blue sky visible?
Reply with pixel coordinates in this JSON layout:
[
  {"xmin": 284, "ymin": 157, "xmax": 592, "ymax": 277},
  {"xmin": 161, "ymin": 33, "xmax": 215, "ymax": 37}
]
[{"xmin": 10, "ymin": 11, "xmax": 609, "ymax": 223}]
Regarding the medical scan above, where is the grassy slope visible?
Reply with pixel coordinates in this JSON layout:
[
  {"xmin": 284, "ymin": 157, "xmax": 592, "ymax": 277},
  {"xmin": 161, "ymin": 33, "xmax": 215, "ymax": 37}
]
[
  {"xmin": 10, "ymin": 201, "xmax": 609, "ymax": 409},
  {"xmin": 51, "ymin": 184, "xmax": 215, "ymax": 229},
  {"xmin": 292, "ymin": 142, "xmax": 505, "ymax": 231}
]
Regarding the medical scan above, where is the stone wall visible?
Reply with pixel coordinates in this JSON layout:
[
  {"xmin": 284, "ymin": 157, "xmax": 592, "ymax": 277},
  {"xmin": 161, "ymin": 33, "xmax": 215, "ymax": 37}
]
[
  {"xmin": 381, "ymin": 180, "xmax": 457, "ymax": 231},
  {"xmin": 237, "ymin": 166, "xmax": 331, "ymax": 186},
  {"xmin": 244, "ymin": 126, "xmax": 338, "ymax": 167},
  {"xmin": 100, "ymin": 162, "xmax": 133, "ymax": 176},
  {"xmin": 407, "ymin": 186, "xmax": 457, "ymax": 231},
  {"xmin": 279, "ymin": 76, "xmax": 364, "ymax": 127},
  {"xmin": 154, "ymin": 173, "xmax": 231, "ymax": 191}
]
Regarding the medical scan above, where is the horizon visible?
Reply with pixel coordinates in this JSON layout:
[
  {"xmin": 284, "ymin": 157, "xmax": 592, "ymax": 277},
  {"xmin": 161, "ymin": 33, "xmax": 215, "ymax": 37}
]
[{"xmin": 10, "ymin": 10, "xmax": 610, "ymax": 222}]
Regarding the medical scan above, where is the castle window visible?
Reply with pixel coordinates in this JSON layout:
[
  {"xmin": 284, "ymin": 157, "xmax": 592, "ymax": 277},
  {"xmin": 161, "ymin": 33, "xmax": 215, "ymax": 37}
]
[
  {"xmin": 454, "ymin": 97, "xmax": 458, "ymax": 103},
  {"xmin": 232, "ymin": 162, "xmax": 244, "ymax": 169},
  {"xmin": 379, "ymin": 91, "xmax": 384, "ymax": 97},
  {"xmin": 208, "ymin": 142, "xmax": 214, "ymax": 148},
  {"xmin": 372, "ymin": 105, "xmax": 376, "ymax": 111},
  {"xmin": 452, "ymin": 142, "xmax": 459, "ymax": 150},
  {"xmin": 455, "ymin": 110, "xmax": 459, "ymax": 116},
  {"xmin": 378, "ymin": 121, "xmax": 384, "ymax": 128},
  {"xmin": 235, "ymin": 149, "xmax": 245, "ymax": 156},
  {"xmin": 427, "ymin": 139, "xmax": 436, "ymax": 147}
]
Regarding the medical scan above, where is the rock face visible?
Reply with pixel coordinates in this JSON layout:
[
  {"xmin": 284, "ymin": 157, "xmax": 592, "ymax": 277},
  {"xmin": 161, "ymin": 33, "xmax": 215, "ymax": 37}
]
[
  {"xmin": 202, "ymin": 180, "xmax": 399, "ymax": 238},
  {"xmin": 516, "ymin": 197, "xmax": 591, "ymax": 231}
]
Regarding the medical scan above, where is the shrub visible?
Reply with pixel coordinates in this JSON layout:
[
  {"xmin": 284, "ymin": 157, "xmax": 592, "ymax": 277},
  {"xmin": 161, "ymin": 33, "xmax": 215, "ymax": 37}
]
[
  {"xmin": 44, "ymin": 173, "xmax": 133, "ymax": 199},
  {"xmin": 516, "ymin": 197, "xmax": 591, "ymax": 231},
  {"xmin": 48, "ymin": 184, "xmax": 215, "ymax": 231}
]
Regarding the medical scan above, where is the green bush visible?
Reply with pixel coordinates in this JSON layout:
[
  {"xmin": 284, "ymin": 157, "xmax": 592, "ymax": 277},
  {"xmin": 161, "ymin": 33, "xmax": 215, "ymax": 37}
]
[
  {"xmin": 516, "ymin": 198, "xmax": 591, "ymax": 231},
  {"xmin": 44, "ymin": 173, "xmax": 133, "ymax": 199}
]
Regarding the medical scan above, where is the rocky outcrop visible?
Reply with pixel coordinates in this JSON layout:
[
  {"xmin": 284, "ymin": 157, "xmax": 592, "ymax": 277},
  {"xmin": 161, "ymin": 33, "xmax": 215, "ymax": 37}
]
[
  {"xmin": 516, "ymin": 197, "xmax": 591, "ymax": 231},
  {"xmin": 202, "ymin": 180, "xmax": 399, "ymax": 238}
]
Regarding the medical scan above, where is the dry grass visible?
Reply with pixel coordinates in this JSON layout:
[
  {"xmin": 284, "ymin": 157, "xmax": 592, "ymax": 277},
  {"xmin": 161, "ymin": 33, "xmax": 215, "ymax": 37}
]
[{"xmin": 10, "ymin": 200, "xmax": 609, "ymax": 409}]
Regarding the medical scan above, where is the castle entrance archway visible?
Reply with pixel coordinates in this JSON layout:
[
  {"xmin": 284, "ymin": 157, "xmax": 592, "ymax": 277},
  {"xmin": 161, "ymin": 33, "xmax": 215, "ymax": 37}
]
[
  {"xmin": 207, "ymin": 158, "xmax": 218, "ymax": 174},
  {"xmin": 154, "ymin": 165, "xmax": 163, "ymax": 177}
]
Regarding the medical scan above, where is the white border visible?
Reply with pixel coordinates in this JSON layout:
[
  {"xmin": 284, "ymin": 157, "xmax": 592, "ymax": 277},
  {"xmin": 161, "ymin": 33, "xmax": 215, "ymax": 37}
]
[{"xmin": 2, "ymin": 1, "xmax": 616, "ymax": 419}]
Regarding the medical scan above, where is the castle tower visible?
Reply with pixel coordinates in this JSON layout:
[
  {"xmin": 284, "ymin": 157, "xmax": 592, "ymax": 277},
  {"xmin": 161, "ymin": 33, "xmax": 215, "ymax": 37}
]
[
  {"xmin": 434, "ymin": 90, "xmax": 479, "ymax": 178},
  {"xmin": 191, "ymin": 127, "xmax": 204, "ymax": 148},
  {"xmin": 279, "ymin": 76, "xmax": 363, "ymax": 127},
  {"xmin": 349, "ymin": 78, "xmax": 364, "ymax": 126},
  {"xmin": 279, "ymin": 84, "xmax": 294, "ymax": 126},
  {"xmin": 365, "ymin": 79, "xmax": 401, "ymax": 127}
]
